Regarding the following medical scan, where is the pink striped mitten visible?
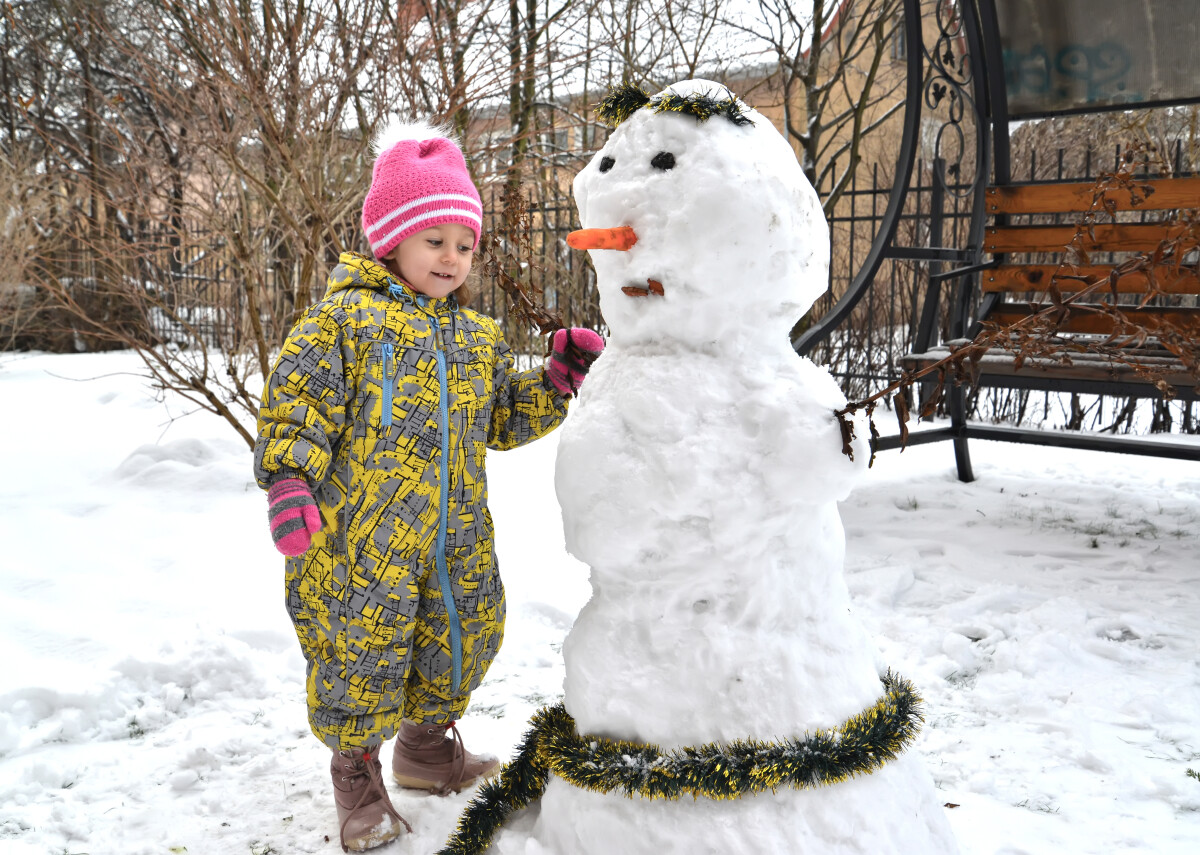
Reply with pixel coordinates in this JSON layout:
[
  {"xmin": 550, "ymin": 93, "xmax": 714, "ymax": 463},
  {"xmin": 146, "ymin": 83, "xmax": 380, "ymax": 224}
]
[
  {"xmin": 267, "ymin": 478, "xmax": 322, "ymax": 556},
  {"xmin": 547, "ymin": 328, "xmax": 605, "ymax": 397}
]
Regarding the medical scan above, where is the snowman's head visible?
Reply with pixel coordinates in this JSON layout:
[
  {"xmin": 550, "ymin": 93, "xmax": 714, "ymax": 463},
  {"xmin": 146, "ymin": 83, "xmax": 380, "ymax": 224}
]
[{"xmin": 571, "ymin": 79, "xmax": 829, "ymax": 349}]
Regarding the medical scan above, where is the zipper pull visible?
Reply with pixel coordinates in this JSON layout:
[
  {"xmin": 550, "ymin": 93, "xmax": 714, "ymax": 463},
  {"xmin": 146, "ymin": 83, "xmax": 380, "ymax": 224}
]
[
  {"xmin": 381, "ymin": 342, "xmax": 396, "ymax": 428},
  {"xmin": 383, "ymin": 342, "xmax": 396, "ymax": 378}
]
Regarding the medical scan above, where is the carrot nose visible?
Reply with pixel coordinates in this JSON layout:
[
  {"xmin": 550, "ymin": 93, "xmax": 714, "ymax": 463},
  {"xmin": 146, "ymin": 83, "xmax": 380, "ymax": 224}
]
[{"xmin": 567, "ymin": 226, "xmax": 638, "ymax": 251}]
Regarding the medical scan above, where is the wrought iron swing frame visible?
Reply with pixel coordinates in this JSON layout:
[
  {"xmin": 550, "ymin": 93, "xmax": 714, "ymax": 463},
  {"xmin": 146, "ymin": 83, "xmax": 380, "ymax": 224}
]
[{"xmin": 794, "ymin": 0, "xmax": 1200, "ymax": 481}]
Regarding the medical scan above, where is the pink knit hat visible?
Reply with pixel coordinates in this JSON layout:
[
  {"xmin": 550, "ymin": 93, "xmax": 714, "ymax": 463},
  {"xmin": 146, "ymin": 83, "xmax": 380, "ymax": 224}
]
[{"xmin": 361, "ymin": 120, "xmax": 483, "ymax": 259}]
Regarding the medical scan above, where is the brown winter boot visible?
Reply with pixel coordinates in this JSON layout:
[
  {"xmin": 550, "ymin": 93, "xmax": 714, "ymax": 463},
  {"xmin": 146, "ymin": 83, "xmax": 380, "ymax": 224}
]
[
  {"xmin": 331, "ymin": 746, "xmax": 412, "ymax": 852},
  {"xmin": 392, "ymin": 719, "xmax": 501, "ymax": 795}
]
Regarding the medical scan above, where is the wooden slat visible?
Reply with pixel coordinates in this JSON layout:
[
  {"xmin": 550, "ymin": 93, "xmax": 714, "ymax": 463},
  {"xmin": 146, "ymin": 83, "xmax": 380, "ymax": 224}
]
[
  {"xmin": 900, "ymin": 349, "xmax": 1198, "ymax": 388},
  {"xmin": 984, "ymin": 222, "xmax": 1196, "ymax": 254},
  {"xmin": 988, "ymin": 304, "xmax": 1200, "ymax": 337},
  {"xmin": 982, "ymin": 265, "xmax": 1200, "ymax": 294},
  {"xmin": 929, "ymin": 178, "xmax": 1200, "ymax": 402},
  {"xmin": 986, "ymin": 177, "xmax": 1200, "ymax": 215}
]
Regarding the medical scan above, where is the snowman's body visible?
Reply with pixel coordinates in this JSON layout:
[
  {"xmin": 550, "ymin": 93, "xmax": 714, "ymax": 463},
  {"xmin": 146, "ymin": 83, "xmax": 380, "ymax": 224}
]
[{"xmin": 512, "ymin": 80, "xmax": 958, "ymax": 855}]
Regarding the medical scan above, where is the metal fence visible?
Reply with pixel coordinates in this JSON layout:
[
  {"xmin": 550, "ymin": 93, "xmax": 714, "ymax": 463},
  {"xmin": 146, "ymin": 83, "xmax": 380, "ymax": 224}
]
[{"xmin": 121, "ymin": 191, "xmax": 603, "ymax": 357}]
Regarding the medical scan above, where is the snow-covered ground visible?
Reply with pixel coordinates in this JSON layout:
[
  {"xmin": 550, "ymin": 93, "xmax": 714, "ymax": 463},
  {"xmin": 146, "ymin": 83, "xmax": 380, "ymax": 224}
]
[{"xmin": 1, "ymin": 349, "xmax": 1197, "ymax": 855}]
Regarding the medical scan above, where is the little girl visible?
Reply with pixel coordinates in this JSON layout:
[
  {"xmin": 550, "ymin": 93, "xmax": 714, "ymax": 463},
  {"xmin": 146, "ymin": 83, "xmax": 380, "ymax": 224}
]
[{"xmin": 253, "ymin": 121, "xmax": 603, "ymax": 852}]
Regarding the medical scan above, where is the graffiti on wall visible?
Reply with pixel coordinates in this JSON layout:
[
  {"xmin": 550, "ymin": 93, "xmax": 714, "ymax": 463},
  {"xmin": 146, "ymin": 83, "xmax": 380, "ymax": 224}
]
[
  {"xmin": 1003, "ymin": 42, "xmax": 1140, "ymax": 109},
  {"xmin": 995, "ymin": 0, "xmax": 1200, "ymax": 116}
]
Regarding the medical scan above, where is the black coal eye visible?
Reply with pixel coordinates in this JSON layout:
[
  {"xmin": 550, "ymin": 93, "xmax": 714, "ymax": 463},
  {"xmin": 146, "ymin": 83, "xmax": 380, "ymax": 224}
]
[
  {"xmin": 598, "ymin": 156, "xmax": 615, "ymax": 173},
  {"xmin": 651, "ymin": 151, "xmax": 675, "ymax": 170}
]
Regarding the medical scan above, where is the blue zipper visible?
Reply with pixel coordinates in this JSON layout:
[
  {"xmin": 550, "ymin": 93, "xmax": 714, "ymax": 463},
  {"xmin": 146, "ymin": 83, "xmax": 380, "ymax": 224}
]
[
  {"xmin": 431, "ymin": 314, "xmax": 462, "ymax": 695},
  {"xmin": 389, "ymin": 284, "xmax": 463, "ymax": 695},
  {"xmin": 381, "ymin": 342, "xmax": 396, "ymax": 428}
]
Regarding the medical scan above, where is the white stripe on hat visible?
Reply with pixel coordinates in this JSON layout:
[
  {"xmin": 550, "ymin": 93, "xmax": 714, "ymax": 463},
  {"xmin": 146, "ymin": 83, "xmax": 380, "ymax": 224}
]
[
  {"xmin": 365, "ymin": 193, "xmax": 482, "ymax": 236},
  {"xmin": 369, "ymin": 206, "xmax": 484, "ymax": 254}
]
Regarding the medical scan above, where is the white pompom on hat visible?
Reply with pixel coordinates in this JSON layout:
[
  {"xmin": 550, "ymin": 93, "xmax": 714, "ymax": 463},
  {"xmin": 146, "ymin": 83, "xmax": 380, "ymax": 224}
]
[{"xmin": 361, "ymin": 119, "xmax": 483, "ymax": 259}]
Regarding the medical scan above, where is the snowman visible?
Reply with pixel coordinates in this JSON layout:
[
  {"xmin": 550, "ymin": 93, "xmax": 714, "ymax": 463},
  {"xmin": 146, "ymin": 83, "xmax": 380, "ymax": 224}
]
[{"xmin": 485, "ymin": 79, "xmax": 959, "ymax": 855}]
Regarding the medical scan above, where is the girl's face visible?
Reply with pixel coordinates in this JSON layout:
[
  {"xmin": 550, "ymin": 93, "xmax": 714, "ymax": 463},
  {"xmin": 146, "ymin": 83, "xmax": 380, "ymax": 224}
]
[{"xmin": 384, "ymin": 224, "xmax": 476, "ymax": 299}]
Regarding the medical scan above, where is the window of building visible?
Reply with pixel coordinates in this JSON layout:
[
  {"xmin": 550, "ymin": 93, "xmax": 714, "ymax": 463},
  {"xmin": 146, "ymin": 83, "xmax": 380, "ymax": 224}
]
[{"xmin": 891, "ymin": 15, "xmax": 907, "ymax": 62}]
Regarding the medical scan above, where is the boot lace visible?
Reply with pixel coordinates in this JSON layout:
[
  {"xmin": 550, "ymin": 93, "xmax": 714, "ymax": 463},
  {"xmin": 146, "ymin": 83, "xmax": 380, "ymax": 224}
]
[
  {"xmin": 432, "ymin": 722, "xmax": 468, "ymax": 797},
  {"xmin": 338, "ymin": 749, "xmax": 412, "ymax": 852}
]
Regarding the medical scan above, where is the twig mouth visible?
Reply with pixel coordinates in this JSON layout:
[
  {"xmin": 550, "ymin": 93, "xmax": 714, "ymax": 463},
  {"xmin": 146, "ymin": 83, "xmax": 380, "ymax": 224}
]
[{"xmin": 621, "ymin": 279, "xmax": 665, "ymax": 298}]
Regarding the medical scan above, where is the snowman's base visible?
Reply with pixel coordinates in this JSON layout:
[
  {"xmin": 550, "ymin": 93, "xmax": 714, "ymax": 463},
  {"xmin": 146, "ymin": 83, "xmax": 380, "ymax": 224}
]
[
  {"xmin": 526, "ymin": 757, "xmax": 958, "ymax": 855},
  {"xmin": 437, "ymin": 672, "xmax": 923, "ymax": 855}
]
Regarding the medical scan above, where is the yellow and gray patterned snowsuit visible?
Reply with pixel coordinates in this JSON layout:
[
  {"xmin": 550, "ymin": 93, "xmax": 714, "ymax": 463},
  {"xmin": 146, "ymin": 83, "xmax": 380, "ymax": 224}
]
[{"xmin": 254, "ymin": 252, "xmax": 569, "ymax": 749}]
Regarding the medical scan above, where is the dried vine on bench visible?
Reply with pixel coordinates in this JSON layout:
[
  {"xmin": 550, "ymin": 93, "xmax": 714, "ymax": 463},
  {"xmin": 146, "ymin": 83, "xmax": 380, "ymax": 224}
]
[{"xmin": 835, "ymin": 143, "xmax": 1200, "ymax": 463}]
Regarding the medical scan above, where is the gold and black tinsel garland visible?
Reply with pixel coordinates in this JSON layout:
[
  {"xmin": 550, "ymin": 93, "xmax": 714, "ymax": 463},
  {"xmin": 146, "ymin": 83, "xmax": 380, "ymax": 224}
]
[
  {"xmin": 438, "ymin": 671, "xmax": 924, "ymax": 855},
  {"xmin": 596, "ymin": 84, "xmax": 754, "ymax": 128}
]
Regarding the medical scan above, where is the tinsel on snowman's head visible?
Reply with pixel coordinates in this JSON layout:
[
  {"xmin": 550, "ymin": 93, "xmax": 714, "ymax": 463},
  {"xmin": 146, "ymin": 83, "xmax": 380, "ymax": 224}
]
[
  {"xmin": 573, "ymin": 79, "xmax": 829, "ymax": 349},
  {"xmin": 594, "ymin": 83, "xmax": 755, "ymax": 128}
]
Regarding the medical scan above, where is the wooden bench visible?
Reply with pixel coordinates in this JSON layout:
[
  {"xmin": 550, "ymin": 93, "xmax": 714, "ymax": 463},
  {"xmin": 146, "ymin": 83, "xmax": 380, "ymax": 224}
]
[{"xmin": 902, "ymin": 175, "xmax": 1200, "ymax": 404}]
